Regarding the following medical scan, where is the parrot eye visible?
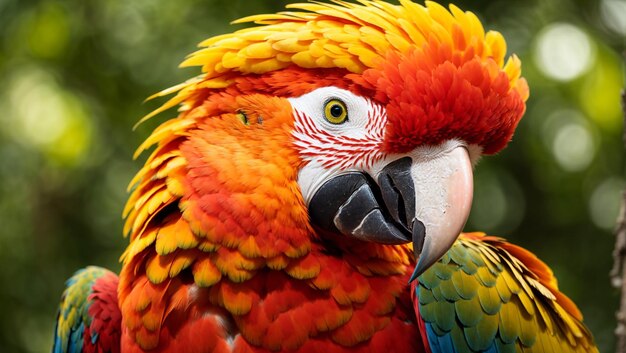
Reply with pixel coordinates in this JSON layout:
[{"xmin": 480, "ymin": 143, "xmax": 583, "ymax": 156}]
[{"xmin": 323, "ymin": 99, "xmax": 348, "ymax": 124}]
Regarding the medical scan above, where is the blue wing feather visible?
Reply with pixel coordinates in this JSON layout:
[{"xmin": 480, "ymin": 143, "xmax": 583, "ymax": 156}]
[{"xmin": 426, "ymin": 323, "xmax": 457, "ymax": 353}]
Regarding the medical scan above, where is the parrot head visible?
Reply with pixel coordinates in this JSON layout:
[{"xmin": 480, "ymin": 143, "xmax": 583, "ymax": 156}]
[
  {"xmin": 290, "ymin": 84, "xmax": 477, "ymax": 277},
  {"xmin": 130, "ymin": 0, "xmax": 528, "ymax": 284}
]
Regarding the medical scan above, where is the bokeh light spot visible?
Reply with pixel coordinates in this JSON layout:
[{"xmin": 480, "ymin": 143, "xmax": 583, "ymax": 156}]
[
  {"xmin": 23, "ymin": 3, "xmax": 70, "ymax": 59},
  {"xmin": 5, "ymin": 67, "xmax": 92, "ymax": 166},
  {"xmin": 542, "ymin": 109, "xmax": 597, "ymax": 172},
  {"xmin": 534, "ymin": 23, "xmax": 595, "ymax": 81},
  {"xmin": 580, "ymin": 50, "xmax": 623, "ymax": 131},
  {"xmin": 601, "ymin": 0, "xmax": 626, "ymax": 35},
  {"xmin": 552, "ymin": 124, "xmax": 595, "ymax": 172},
  {"xmin": 467, "ymin": 167, "xmax": 525, "ymax": 234},
  {"xmin": 589, "ymin": 177, "xmax": 624, "ymax": 230}
]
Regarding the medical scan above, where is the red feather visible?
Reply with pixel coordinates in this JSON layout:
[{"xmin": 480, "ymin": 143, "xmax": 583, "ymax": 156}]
[{"xmin": 84, "ymin": 273, "xmax": 122, "ymax": 353}]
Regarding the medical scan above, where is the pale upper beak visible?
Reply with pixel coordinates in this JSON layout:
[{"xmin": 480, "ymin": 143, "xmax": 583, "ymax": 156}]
[{"xmin": 307, "ymin": 141, "xmax": 474, "ymax": 280}]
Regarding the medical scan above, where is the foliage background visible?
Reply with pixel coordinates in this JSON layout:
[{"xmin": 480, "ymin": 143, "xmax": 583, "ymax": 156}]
[{"xmin": 0, "ymin": 0, "xmax": 623, "ymax": 352}]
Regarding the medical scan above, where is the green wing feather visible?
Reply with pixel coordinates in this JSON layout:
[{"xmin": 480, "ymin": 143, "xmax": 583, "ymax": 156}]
[
  {"xmin": 416, "ymin": 232, "xmax": 598, "ymax": 353},
  {"xmin": 53, "ymin": 266, "xmax": 111, "ymax": 353}
]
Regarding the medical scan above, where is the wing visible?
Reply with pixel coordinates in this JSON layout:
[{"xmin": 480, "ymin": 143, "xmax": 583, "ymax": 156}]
[
  {"xmin": 53, "ymin": 266, "xmax": 121, "ymax": 353},
  {"xmin": 413, "ymin": 232, "xmax": 597, "ymax": 353}
]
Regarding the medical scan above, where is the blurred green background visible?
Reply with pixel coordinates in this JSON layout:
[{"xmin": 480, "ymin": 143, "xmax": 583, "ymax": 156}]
[{"xmin": 0, "ymin": 0, "xmax": 623, "ymax": 352}]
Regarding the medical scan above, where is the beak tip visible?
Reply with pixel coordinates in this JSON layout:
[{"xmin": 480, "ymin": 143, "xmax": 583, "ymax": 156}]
[
  {"xmin": 409, "ymin": 219, "xmax": 426, "ymax": 283},
  {"xmin": 408, "ymin": 268, "xmax": 420, "ymax": 283},
  {"xmin": 408, "ymin": 145, "xmax": 473, "ymax": 283},
  {"xmin": 408, "ymin": 248, "xmax": 430, "ymax": 283}
]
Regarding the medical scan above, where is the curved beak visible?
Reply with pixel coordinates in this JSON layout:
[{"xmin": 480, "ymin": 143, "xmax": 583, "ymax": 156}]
[
  {"xmin": 307, "ymin": 143, "xmax": 473, "ymax": 278},
  {"xmin": 406, "ymin": 146, "xmax": 473, "ymax": 280}
]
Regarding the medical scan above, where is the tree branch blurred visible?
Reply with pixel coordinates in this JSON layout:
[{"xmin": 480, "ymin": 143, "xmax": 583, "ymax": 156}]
[{"xmin": 612, "ymin": 87, "xmax": 626, "ymax": 353}]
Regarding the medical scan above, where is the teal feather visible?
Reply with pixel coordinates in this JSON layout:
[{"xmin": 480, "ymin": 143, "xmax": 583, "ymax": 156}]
[{"xmin": 454, "ymin": 296, "xmax": 482, "ymax": 327}]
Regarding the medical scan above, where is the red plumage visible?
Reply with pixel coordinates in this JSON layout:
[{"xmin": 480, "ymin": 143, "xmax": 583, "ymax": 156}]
[{"xmin": 83, "ymin": 273, "xmax": 121, "ymax": 353}]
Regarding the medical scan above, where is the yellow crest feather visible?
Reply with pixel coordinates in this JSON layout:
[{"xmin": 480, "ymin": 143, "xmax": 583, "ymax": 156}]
[{"xmin": 138, "ymin": 0, "xmax": 521, "ymax": 128}]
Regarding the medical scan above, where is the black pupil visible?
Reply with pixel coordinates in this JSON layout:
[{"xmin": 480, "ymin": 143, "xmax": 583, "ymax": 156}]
[{"xmin": 330, "ymin": 104, "xmax": 344, "ymax": 118}]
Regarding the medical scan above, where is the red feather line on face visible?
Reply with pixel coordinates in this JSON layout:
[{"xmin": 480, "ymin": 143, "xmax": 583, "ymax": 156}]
[{"xmin": 292, "ymin": 100, "xmax": 387, "ymax": 170}]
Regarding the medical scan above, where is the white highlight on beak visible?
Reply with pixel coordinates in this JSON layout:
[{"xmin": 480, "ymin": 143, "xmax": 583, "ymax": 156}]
[
  {"xmin": 409, "ymin": 143, "xmax": 473, "ymax": 239},
  {"xmin": 411, "ymin": 144, "xmax": 473, "ymax": 273}
]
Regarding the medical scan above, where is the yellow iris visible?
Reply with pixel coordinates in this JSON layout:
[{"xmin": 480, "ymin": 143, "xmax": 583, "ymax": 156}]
[{"xmin": 324, "ymin": 99, "xmax": 348, "ymax": 124}]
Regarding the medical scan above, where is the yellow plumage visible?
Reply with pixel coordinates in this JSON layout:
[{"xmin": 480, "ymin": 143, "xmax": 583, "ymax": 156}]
[{"xmin": 135, "ymin": 0, "xmax": 521, "ymax": 128}]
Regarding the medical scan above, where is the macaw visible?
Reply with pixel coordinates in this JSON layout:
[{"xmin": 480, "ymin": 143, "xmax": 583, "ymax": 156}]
[{"xmin": 52, "ymin": 1, "xmax": 599, "ymax": 353}]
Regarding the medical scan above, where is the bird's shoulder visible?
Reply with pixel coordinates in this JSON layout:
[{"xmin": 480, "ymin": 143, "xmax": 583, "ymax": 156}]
[{"xmin": 414, "ymin": 232, "xmax": 597, "ymax": 353}]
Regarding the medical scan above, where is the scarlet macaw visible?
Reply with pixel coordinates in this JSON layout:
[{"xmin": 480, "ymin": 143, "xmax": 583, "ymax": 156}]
[{"xmin": 52, "ymin": 1, "xmax": 598, "ymax": 352}]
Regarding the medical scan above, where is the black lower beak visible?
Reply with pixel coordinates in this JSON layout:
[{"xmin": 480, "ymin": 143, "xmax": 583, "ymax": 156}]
[{"xmin": 308, "ymin": 158, "xmax": 418, "ymax": 245}]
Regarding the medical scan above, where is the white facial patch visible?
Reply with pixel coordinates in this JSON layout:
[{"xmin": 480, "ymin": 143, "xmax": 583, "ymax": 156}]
[
  {"xmin": 288, "ymin": 87, "xmax": 387, "ymax": 204},
  {"xmin": 288, "ymin": 87, "xmax": 477, "ymax": 210}
]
